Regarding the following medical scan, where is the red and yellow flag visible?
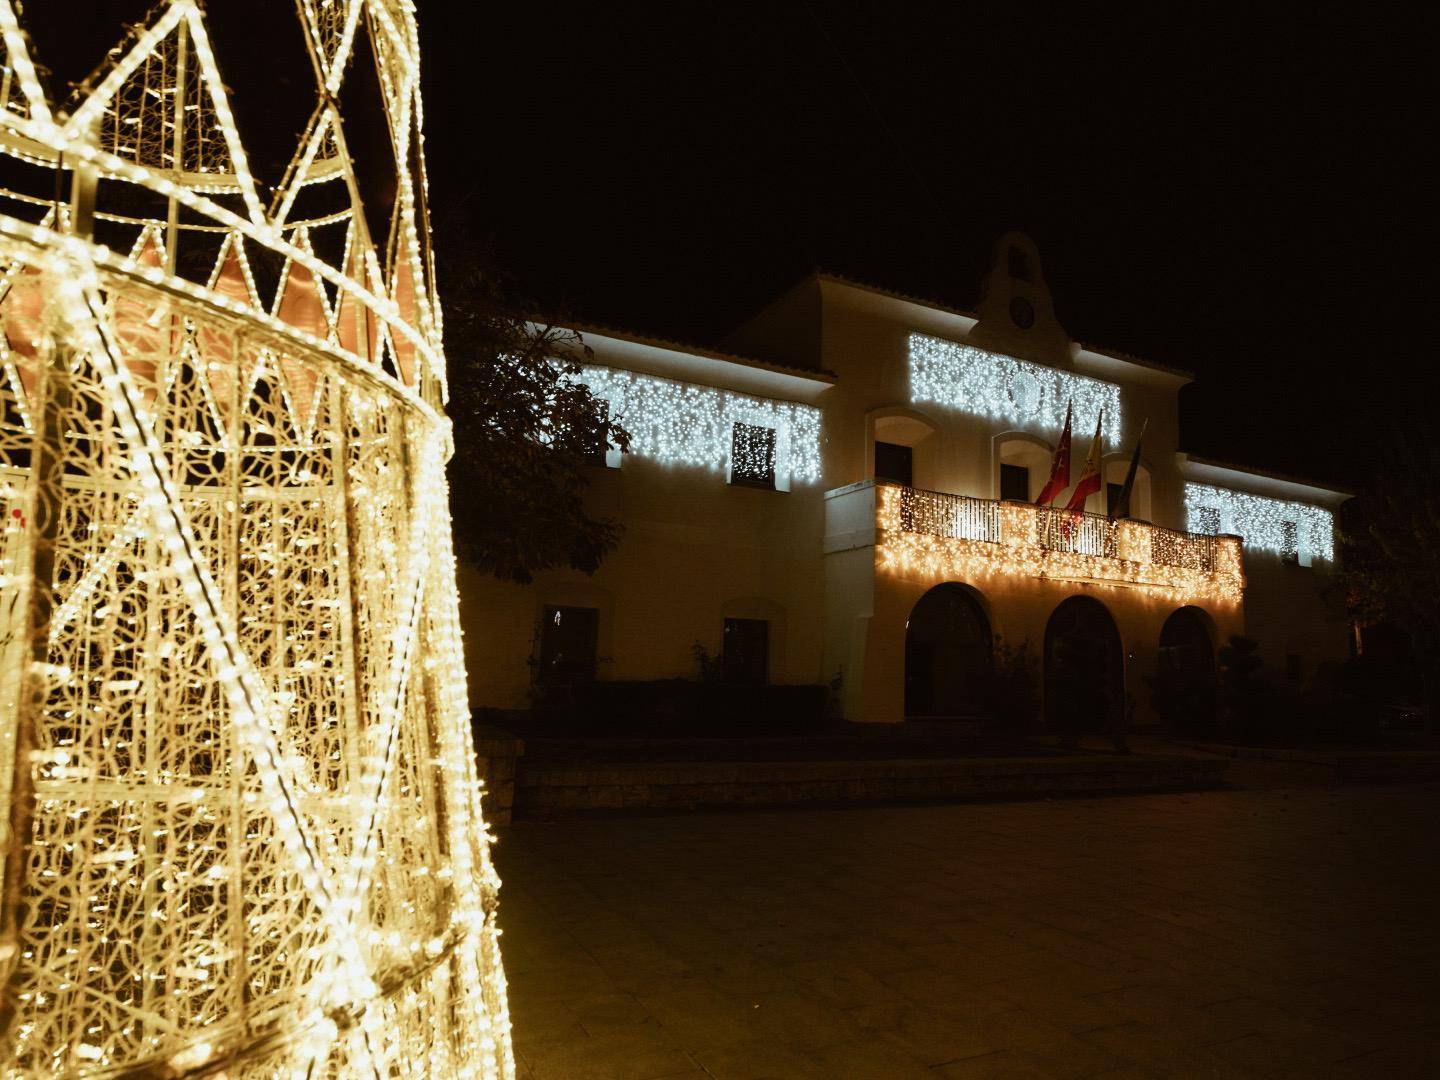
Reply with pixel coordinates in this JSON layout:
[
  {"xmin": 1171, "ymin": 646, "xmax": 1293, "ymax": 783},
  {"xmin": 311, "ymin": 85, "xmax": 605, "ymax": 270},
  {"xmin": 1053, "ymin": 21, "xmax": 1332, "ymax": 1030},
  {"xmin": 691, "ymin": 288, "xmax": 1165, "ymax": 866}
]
[
  {"xmin": 1064, "ymin": 411, "xmax": 1105, "ymax": 512},
  {"xmin": 1035, "ymin": 402, "xmax": 1073, "ymax": 506}
]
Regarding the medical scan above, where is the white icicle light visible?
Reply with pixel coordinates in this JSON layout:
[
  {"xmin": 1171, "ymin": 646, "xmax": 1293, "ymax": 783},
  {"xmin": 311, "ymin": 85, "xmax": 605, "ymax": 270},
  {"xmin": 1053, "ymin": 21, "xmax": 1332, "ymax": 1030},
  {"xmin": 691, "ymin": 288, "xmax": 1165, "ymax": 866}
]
[
  {"xmin": 908, "ymin": 333, "xmax": 1122, "ymax": 445},
  {"xmin": 578, "ymin": 365, "xmax": 822, "ymax": 485},
  {"xmin": 1184, "ymin": 482, "xmax": 1335, "ymax": 563},
  {"xmin": 0, "ymin": 1, "xmax": 513, "ymax": 1077}
]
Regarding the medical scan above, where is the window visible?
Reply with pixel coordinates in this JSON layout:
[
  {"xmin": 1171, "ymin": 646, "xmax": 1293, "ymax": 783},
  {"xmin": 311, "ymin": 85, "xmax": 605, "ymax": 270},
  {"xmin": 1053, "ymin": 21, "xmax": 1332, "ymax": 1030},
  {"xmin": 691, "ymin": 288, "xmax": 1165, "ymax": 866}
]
[
  {"xmin": 579, "ymin": 429, "xmax": 608, "ymax": 466},
  {"xmin": 875, "ymin": 441, "xmax": 913, "ymax": 486},
  {"xmin": 537, "ymin": 606, "xmax": 598, "ymax": 685},
  {"xmin": 723, "ymin": 618, "xmax": 768, "ymax": 684},
  {"xmin": 580, "ymin": 402, "xmax": 613, "ymax": 466},
  {"xmin": 1008, "ymin": 246, "xmax": 1032, "ymax": 282},
  {"xmin": 1107, "ymin": 482, "xmax": 1127, "ymax": 519},
  {"xmin": 1000, "ymin": 463, "xmax": 1030, "ymax": 502},
  {"xmin": 1280, "ymin": 520, "xmax": 1300, "ymax": 565},
  {"xmin": 1196, "ymin": 506, "xmax": 1221, "ymax": 535},
  {"xmin": 730, "ymin": 422, "xmax": 776, "ymax": 488}
]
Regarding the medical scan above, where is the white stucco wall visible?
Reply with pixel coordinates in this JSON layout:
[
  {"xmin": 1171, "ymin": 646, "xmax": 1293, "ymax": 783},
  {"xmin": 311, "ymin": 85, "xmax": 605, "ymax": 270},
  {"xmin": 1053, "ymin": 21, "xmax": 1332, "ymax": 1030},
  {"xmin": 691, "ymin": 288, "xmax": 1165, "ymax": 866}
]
[{"xmin": 458, "ymin": 249, "xmax": 1349, "ymax": 721}]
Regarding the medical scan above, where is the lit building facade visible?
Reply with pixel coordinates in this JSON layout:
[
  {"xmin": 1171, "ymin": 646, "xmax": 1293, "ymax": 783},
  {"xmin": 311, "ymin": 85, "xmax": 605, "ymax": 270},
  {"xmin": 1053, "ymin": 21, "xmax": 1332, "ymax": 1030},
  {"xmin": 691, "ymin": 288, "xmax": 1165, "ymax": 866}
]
[{"xmin": 460, "ymin": 234, "xmax": 1350, "ymax": 728}]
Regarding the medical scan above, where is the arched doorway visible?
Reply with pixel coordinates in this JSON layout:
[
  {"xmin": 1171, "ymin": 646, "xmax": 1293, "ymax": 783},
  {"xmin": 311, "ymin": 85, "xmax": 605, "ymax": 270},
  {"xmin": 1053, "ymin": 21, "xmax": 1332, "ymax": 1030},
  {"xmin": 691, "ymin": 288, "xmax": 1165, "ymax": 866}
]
[
  {"xmin": 1044, "ymin": 596, "xmax": 1123, "ymax": 737},
  {"xmin": 1156, "ymin": 607, "xmax": 1217, "ymax": 734},
  {"xmin": 905, "ymin": 584, "xmax": 992, "ymax": 718}
]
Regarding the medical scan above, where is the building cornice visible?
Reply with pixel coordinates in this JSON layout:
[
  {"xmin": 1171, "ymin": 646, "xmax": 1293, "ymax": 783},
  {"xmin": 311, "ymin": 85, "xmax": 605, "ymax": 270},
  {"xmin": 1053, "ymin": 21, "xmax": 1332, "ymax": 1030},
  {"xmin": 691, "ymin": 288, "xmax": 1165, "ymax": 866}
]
[
  {"xmin": 1176, "ymin": 452, "xmax": 1353, "ymax": 506},
  {"xmin": 567, "ymin": 324, "xmax": 836, "ymax": 404},
  {"xmin": 808, "ymin": 271, "xmax": 1194, "ymax": 387}
]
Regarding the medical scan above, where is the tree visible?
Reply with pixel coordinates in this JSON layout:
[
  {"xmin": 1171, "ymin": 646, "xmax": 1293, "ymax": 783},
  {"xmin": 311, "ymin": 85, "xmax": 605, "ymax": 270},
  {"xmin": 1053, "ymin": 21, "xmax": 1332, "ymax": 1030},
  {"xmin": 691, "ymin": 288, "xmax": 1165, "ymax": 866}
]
[
  {"xmin": 438, "ymin": 237, "xmax": 629, "ymax": 584},
  {"xmin": 1329, "ymin": 421, "xmax": 1440, "ymax": 725},
  {"xmin": 1217, "ymin": 635, "xmax": 1268, "ymax": 742}
]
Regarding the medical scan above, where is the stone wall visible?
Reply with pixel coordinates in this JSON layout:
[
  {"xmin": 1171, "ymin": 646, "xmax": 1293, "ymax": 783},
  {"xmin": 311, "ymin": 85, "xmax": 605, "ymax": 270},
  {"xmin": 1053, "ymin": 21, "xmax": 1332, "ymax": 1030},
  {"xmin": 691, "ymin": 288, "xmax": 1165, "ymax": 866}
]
[{"xmin": 473, "ymin": 724, "xmax": 525, "ymax": 826}]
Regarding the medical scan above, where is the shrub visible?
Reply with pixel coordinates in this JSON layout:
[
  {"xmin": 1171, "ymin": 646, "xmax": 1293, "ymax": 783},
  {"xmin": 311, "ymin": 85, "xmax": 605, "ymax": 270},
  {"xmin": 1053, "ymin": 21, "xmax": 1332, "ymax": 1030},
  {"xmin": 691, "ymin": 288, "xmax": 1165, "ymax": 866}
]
[
  {"xmin": 982, "ymin": 638, "xmax": 1039, "ymax": 735},
  {"xmin": 1147, "ymin": 662, "xmax": 1219, "ymax": 737}
]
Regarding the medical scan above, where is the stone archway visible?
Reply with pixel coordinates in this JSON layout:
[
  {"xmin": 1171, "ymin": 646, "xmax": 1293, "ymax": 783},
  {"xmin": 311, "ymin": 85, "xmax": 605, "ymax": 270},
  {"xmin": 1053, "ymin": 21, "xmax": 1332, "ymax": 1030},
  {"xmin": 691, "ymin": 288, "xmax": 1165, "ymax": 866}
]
[
  {"xmin": 905, "ymin": 584, "xmax": 993, "ymax": 718},
  {"xmin": 1156, "ymin": 606, "xmax": 1217, "ymax": 734},
  {"xmin": 1044, "ymin": 596, "xmax": 1124, "ymax": 737}
]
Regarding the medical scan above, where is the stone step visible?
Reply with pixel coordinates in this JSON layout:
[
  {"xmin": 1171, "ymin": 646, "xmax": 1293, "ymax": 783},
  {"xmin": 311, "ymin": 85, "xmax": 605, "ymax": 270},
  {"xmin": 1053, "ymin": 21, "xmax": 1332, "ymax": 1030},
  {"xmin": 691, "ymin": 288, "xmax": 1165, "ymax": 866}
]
[
  {"xmin": 1186, "ymin": 743, "xmax": 1440, "ymax": 783},
  {"xmin": 514, "ymin": 753, "xmax": 1228, "ymax": 819}
]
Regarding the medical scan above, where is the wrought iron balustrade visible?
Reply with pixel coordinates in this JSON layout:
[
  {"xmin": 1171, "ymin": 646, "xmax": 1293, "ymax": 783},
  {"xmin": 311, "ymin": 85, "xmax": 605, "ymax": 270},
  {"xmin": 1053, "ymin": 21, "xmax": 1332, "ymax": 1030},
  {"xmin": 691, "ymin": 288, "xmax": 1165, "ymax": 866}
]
[
  {"xmin": 1037, "ymin": 506, "xmax": 1118, "ymax": 558},
  {"xmin": 880, "ymin": 483, "xmax": 1226, "ymax": 573},
  {"xmin": 866, "ymin": 480, "xmax": 1242, "ymax": 599},
  {"xmin": 1150, "ymin": 523, "xmax": 1218, "ymax": 573},
  {"xmin": 892, "ymin": 484, "xmax": 1002, "ymax": 543}
]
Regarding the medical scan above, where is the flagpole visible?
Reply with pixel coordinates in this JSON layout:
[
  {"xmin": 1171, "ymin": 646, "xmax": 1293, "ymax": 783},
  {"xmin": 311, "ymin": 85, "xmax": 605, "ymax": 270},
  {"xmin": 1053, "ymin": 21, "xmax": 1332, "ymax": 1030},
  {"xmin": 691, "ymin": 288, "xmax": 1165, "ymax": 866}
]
[{"xmin": 1109, "ymin": 418, "xmax": 1149, "ymax": 523}]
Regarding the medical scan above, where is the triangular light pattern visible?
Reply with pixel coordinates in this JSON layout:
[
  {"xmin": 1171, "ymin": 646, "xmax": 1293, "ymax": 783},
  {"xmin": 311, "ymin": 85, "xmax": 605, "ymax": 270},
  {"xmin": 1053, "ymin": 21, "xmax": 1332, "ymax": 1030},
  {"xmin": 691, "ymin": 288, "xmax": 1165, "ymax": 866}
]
[
  {"xmin": 108, "ymin": 227, "xmax": 171, "ymax": 404},
  {"xmin": 195, "ymin": 231, "xmax": 260, "ymax": 422},
  {"xmin": 273, "ymin": 227, "xmax": 331, "ymax": 427},
  {"xmin": 0, "ymin": 0, "xmax": 514, "ymax": 1076}
]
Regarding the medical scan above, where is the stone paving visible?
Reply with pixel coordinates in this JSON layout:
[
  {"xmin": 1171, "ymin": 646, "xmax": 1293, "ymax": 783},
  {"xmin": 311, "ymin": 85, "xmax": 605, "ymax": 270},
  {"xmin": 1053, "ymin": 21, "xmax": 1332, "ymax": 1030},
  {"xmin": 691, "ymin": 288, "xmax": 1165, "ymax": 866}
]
[{"xmin": 495, "ymin": 783, "xmax": 1440, "ymax": 1079}]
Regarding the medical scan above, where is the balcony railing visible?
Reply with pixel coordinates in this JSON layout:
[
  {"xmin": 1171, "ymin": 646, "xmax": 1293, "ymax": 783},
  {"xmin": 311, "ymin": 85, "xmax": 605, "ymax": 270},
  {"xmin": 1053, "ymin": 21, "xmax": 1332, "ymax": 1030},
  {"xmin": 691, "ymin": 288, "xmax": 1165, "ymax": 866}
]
[
  {"xmin": 1150, "ymin": 523, "xmax": 1218, "ymax": 574},
  {"xmin": 1036, "ymin": 505, "xmax": 1117, "ymax": 559},
  {"xmin": 897, "ymin": 487, "xmax": 1001, "ymax": 543},
  {"xmin": 854, "ymin": 481, "xmax": 1243, "ymax": 602}
]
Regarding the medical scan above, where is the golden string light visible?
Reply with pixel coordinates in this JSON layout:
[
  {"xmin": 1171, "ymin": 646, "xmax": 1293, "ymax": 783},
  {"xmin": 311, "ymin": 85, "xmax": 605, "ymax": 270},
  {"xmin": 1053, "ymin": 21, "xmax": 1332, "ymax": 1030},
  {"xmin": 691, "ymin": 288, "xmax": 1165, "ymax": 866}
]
[
  {"xmin": 0, "ymin": 2, "xmax": 512, "ymax": 1076},
  {"xmin": 877, "ymin": 485, "xmax": 1244, "ymax": 605}
]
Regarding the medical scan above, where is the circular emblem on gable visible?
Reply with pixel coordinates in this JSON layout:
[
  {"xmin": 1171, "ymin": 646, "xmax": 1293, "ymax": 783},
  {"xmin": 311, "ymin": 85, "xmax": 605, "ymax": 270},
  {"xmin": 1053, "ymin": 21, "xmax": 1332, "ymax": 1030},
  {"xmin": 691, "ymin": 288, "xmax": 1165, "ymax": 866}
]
[
  {"xmin": 1009, "ymin": 295, "xmax": 1035, "ymax": 329},
  {"xmin": 1009, "ymin": 369, "xmax": 1041, "ymax": 415}
]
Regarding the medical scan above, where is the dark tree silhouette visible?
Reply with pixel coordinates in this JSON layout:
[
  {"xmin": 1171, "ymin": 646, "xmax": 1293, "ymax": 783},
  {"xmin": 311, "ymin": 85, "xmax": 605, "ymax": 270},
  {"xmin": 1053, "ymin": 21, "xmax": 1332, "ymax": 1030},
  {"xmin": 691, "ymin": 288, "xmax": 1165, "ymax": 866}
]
[
  {"xmin": 437, "ymin": 232, "xmax": 629, "ymax": 584},
  {"xmin": 1330, "ymin": 422, "xmax": 1440, "ymax": 724}
]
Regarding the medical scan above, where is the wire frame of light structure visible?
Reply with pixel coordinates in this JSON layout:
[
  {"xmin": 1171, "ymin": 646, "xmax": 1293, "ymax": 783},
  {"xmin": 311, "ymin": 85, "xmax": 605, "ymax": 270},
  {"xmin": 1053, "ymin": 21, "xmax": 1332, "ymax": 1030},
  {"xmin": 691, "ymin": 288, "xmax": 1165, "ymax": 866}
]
[
  {"xmin": 1183, "ymin": 482, "xmax": 1334, "ymax": 563},
  {"xmin": 908, "ymin": 333, "xmax": 1122, "ymax": 446},
  {"xmin": 577, "ymin": 364, "xmax": 822, "ymax": 486},
  {"xmin": 0, "ymin": 1, "xmax": 512, "ymax": 1077}
]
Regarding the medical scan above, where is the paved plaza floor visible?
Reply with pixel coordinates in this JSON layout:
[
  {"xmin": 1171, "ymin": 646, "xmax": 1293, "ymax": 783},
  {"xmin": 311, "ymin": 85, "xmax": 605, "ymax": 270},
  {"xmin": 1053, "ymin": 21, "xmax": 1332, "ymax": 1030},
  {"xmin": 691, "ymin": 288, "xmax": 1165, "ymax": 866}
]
[{"xmin": 495, "ymin": 784, "xmax": 1440, "ymax": 1079}]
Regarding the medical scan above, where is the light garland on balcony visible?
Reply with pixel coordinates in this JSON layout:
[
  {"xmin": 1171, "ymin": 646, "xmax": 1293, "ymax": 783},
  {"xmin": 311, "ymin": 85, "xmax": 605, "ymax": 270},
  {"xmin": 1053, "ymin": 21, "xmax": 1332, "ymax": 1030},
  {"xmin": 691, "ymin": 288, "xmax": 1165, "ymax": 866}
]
[
  {"xmin": 0, "ymin": 2, "xmax": 512, "ymax": 1078},
  {"xmin": 578, "ymin": 365, "xmax": 822, "ymax": 486},
  {"xmin": 876, "ymin": 486, "xmax": 1244, "ymax": 605},
  {"xmin": 908, "ymin": 333, "xmax": 1121, "ymax": 445},
  {"xmin": 1183, "ymin": 482, "xmax": 1334, "ymax": 563}
]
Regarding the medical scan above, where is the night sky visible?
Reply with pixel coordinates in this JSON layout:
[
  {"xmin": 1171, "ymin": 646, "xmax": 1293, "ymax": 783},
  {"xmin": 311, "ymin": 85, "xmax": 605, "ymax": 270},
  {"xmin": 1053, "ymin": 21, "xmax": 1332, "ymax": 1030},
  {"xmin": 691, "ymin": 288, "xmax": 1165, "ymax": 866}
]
[{"xmin": 28, "ymin": 3, "xmax": 1429, "ymax": 488}]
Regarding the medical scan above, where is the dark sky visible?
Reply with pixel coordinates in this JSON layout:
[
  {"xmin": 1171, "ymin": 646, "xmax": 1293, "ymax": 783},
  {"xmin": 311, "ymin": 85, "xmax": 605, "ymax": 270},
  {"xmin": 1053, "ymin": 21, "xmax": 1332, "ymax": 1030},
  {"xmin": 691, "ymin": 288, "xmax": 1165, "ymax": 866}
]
[{"xmin": 28, "ymin": 3, "xmax": 1431, "ymax": 488}]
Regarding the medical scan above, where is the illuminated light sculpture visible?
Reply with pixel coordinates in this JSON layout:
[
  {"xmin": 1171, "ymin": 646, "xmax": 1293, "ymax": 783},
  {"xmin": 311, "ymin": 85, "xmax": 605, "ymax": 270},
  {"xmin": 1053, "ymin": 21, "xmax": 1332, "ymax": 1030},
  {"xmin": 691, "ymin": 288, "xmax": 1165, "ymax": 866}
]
[
  {"xmin": 877, "ymin": 485, "xmax": 1244, "ymax": 605},
  {"xmin": 908, "ymin": 333, "xmax": 1122, "ymax": 445},
  {"xmin": 1184, "ymin": 482, "xmax": 1334, "ymax": 563},
  {"xmin": 578, "ymin": 364, "xmax": 822, "ymax": 486},
  {"xmin": 0, "ymin": 2, "xmax": 512, "ymax": 1076}
]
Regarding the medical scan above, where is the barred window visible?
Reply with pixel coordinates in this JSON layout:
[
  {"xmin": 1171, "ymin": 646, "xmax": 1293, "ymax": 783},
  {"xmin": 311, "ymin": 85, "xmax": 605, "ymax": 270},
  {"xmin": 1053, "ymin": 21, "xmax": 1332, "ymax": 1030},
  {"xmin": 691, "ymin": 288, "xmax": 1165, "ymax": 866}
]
[
  {"xmin": 537, "ymin": 606, "xmax": 598, "ymax": 685},
  {"xmin": 581, "ymin": 401, "xmax": 611, "ymax": 465},
  {"xmin": 723, "ymin": 618, "xmax": 769, "ymax": 684},
  {"xmin": 1280, "ymin": 520, "xmax": 1300, "ymax": 565},
  {"xmin": 730, "ymin": 422, "xmax": 777, "ymax": 489}
]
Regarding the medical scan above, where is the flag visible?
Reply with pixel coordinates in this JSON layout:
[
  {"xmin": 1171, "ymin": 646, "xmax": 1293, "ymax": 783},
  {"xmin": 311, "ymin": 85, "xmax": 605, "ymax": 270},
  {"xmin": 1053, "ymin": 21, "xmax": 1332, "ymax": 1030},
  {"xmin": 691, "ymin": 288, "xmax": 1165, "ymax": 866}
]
[
  {"xmin": 1063, "ymin": 410, "xmax": 1104, "ymax": 513},
  {"xmin": 1034, "ymin": 402, "xmax": 1073, "ymax": 505},
  {"xmin": 1108, "ymin": 419, "xmax": 1148, "ymax": 522}
]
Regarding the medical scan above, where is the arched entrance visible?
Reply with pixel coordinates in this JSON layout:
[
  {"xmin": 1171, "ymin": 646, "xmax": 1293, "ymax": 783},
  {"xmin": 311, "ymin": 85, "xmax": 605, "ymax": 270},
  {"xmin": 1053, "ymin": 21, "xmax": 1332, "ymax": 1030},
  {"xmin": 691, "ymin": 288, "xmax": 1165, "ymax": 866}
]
[
  {"xmin": 905, "ymin": 584, "xmax": 992, "ymax": 718},
  {"xmin": 1156, "ymin": 607, "xmax": 1217, "ymax": 734},
  {"xmin": 1044, "ymin": 596, "xmax": 1123, "ymax": 737}
]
